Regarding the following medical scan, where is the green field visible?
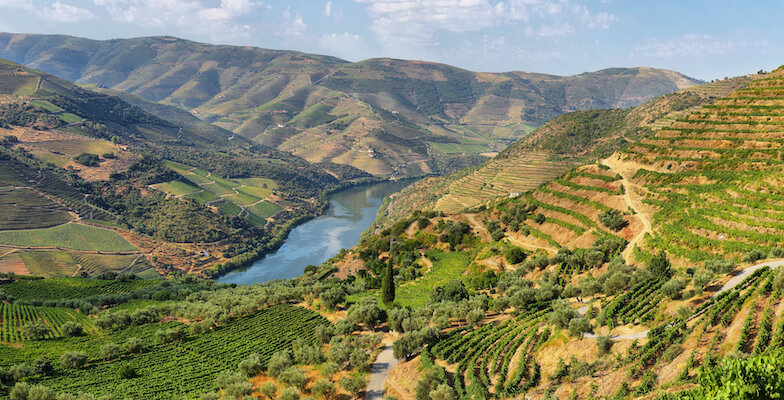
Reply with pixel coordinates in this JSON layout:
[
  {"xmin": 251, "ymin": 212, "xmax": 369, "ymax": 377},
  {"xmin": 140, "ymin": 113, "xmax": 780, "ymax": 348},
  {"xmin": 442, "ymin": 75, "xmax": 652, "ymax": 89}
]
[
  {"xmin": 156, "ymin": 161, "xmax": 280, "ymax": 227},
  {"xmin": 395, "ymin": 250, "xmax": 472, "ymax": 308},
  {"xmin": 428, "ymin": 142, "xmax": 494, "ymax": 154},
  {"xmin": 32, "ymin": 100, "xmax": 63, "ymax": 112},
  {"xmin": 0, "ymin": 223, "xmax": 137, "ymax": 252},
  {"xmin": 354, "ymin": 250, "xmax": 473, "ymax": 309},
  {"xmin": 153, "ymin": 180, "xmax": 201, "ymax": 196},
  {"xmin": 248, "ymin": 200, "xmax": 283, "ymax": 219},
  {"xmin": 1, "ymin": 277, "xmax": 162, "ymax": 302},
  {"xmin": 0, "ymin": 189, "xmax": 72, "ymax": 230},
  {"xmin": 0, "ymin": 304, "xmax": 329, "ymax": 399},
  {"xmin": 14, "ymin": 250, "xmax": 150, "ymax": 277},
  {"xmin": 0, "ymin": 303, "xmax": 98, "ymax": 342}
]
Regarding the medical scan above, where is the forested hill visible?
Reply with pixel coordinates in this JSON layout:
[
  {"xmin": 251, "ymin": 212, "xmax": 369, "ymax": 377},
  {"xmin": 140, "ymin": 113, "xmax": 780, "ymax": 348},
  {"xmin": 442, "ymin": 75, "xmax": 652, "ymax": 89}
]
[{"xmin": 0, "ymin": 33, "xmax": 702, "ymax": 177}]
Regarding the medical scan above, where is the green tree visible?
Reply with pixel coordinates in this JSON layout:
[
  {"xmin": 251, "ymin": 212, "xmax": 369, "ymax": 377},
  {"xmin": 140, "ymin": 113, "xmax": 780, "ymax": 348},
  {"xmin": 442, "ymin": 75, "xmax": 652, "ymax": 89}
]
[
  {"xmin": 60, "ymin": 352, "xmax": 87, "ymax": 369},
  {"xmin": 382, "ymin": 259, "xmax": 395, "ymax": 305},
  {"xmin": 647, "ymin": 251, "xmax": 672, "ymax": 278},
  {"xmin": 312, "ymin": 379, "xmax": 337, "ymax": 400},
  {"xmin": 339, "ymin": 375, "xmax": 365, "ymax": 399},
  {"xmin": 259, "ymin": 382, "xmax": 277, "ymax": 400},
  {"xmin": 22, "ymin": 320, "xmax": 50, "ymax": 340}
]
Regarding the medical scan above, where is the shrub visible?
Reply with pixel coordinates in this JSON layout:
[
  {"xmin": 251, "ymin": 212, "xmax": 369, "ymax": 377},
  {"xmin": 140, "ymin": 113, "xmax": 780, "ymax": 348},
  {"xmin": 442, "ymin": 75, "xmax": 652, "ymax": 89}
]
[
  {"xmin": 74, "ymin": 153, "xmax": 100, "ymax": 167},
  {"xmin": 123, "ymin": 337, "xmax": 144, "ymax": 354},
  {"xmin": 100, "ymin": 342, "xmax": 122, "ymax": 360},
  {"xmin": 60, "ymin": 322, "xmax": 83, "ymax": 337},
  {"xmin": 597, "ymin": 336, "xmax": 613, "ymax": 356},
  {"xmin": 505, "ymin": 247, "xmax": 527, "ymax": 264},
  {"xmin": 661, "ymin": 278, "xmax": 686, "ymax": 299},
  {"xmin": 743, "ymin": 249, "xmax": 767, "ymax": 263},
  {"xmin": 22, "ymin": 320, "xmax": 50, "ymax": 340},
  {"xmin": 238, "ymin": 353, "xmax": 263, "ymax": 377},
  {"xmin": 568, "ymin": 317, "xmax": 592, "ymax": 337},
  {"xmin": 267, "ymin": 351, "xmax": 293, "ymax": 377},
  {"xmin": 598, "ymin": 209, "xmax": 627, "ymax": 231},
  {"xmin": 60, "ymin": 352, "xmax": 87, "ymax": 369},
  {"xmin": 118, "ymin": 363, "xmax": 138, "ymax": 379},
  {"xmin": 533, "ymin": 213, "xmax": 546, "ymax": 224}
]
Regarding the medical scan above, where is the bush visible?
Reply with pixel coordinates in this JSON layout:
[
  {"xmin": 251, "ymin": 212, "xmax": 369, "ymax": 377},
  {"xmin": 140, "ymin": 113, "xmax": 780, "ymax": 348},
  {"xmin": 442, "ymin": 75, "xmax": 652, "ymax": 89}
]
[
  {"xmin": 74, "ymin": 153, "xmax": 100, "ymax": 167},
  {"xmin": 60, "ymin": 352, "xmax": 87, "ymax": 369},
  {"xmin": 267, "ymin": 351, "xmax": 293, "ymax": 377},
  {"xmin": 568, "ymin": 317, "xmax": 592, "ymax": 337},
  {"xmin": 238, "ymin": 353, "xmax": 264, "ymax": 377},
  {"xmin": 33, "ymin": 357, "xmax": 53, "ymax": 376},
  {"xmin": 661, "ymin": 278, "xmax": 686, "ymax": 299},
  {"xmin": 60, "ymin": 322, "xmax": 83, "ymax": 337},
  {"xmin": 123, "ymin": 337, "xmax": 144, "ymax": 354},
  {"xmin": 118, "ymin": 363, "xmax": 138, "ymax": 379},
  {"xmin": 505, "ymin": 247, "xmax": 527, "ymax": 264},
  {"xmin": 743, "ymin": 249, "xmax": 767, "ymax": 263},
  {"xmin": 22, "ymin": 320, "xmax": 50, "ymax": 340},
  {"xmin": 597, "ymin": 335, "xmax": 613, "ymax": 356},
  {"xmin": 533, "ymin": 213, "xmax": 546, "ymax": 224},
  {"xmin": 100, "ymin": 342, "xmax": 122, "ymax": 360},
  {"xmin": 430, "ymin": 280, "xmax": 469, "ymax": 303},
  {"xmin": 598, "ymin": 209, "xmax": 627, "ymax": 231}
]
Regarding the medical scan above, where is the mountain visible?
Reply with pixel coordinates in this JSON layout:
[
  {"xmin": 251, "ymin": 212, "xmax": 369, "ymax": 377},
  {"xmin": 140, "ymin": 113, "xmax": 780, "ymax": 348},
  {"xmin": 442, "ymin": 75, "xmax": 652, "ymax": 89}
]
[
  {"xmin": 378, "ymin": 76, "xmax": 750, "ymax": 225},
  {"xmin": 0, "ymin": 58, "xmax": 372, "ymax": 278},
  {"xmin": 0, "ymin": 33, "xmax": 703, "ymax": 176}
]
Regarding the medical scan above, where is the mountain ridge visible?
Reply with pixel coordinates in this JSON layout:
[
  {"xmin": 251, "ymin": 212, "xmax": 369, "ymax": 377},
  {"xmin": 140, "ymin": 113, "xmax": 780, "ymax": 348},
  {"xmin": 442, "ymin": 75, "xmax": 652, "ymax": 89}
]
[{"xmin": 0, "ymin": 32, "xmax": 703, "ymax": 177}]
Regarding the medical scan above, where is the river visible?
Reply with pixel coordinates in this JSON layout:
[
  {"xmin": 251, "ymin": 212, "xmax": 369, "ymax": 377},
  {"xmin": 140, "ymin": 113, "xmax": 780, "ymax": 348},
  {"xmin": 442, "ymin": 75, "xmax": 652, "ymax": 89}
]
[{"xmin": 217, "ymin": 180, "xmax": 413, "ymax": 284}]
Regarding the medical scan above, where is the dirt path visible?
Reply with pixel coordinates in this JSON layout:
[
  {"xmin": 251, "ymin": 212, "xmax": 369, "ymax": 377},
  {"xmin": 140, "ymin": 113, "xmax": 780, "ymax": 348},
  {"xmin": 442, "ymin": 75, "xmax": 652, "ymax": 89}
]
[
  {"xmin": 583, "ymin": 259, "xmax": 784, "ymax": 340},
  {"xmin": 506, "ymin": 235, "xmax": 556, "ymax": 254},
  {"xmin": 365, "ymin": 345, "xmax": 398, "ymax": 400},
  {"xmin": 601, "ymin": 155, "xmax": 653, "ymax": 262}
]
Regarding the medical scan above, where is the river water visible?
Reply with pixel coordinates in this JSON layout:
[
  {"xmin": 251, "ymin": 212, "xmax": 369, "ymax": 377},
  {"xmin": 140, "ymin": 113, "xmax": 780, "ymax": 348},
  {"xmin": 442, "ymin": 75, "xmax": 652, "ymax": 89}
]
[{"xmin": 217, "ymin": 180, "xmax": 413, "ymax": 284}]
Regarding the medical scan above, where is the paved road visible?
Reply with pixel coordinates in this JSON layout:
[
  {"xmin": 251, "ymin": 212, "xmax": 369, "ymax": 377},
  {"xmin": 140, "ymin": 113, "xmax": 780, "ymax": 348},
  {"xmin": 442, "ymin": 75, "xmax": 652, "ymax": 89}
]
[
  {"xmin": 583, "ymin": 259, "xmax": 784, "ymax": 340},
  {"xmin": 365, "ymin": 346, "xmax": 398, "ymax": 400}
]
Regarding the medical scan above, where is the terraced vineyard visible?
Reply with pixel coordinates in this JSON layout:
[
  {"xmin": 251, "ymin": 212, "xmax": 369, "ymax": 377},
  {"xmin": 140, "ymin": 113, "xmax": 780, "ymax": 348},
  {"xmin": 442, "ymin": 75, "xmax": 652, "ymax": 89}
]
[
  {"xmin": 1, "ymin": 277, "xmax": 161, "ymax": 301},
  {"xmin": 0, "ymin": 303, "xmax": 98, "ymax": 342},
  {"xmin": 494, "ymin": 163, "xmax": 634, "ymax": 252},
  {"xmin": 617, "ymin": 68, "xmax": 784, "ymax": 262},
  {"xmin": 0, "ymin": 304, "xmax": 329, "ymax": 399},
  {"xmin": 154, "ymin": 160, "xmax": 281, "ymax": 226},
  {"xmin": 434, "ymin": 152, "xmax": 580, "ymax": 213},
  {"xmin": 430, "ymin": 306, "xmax": 549, "ymax": 398}
]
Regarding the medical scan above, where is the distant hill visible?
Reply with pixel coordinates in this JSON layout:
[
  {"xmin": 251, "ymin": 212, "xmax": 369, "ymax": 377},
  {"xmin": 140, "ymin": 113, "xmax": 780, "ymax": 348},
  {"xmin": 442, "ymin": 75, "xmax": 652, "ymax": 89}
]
[
  {"xmin": 379, "ymin": 76, "xmax": 750, "ymax": 225},
  {"xmin": 0, "ymin": 33, "xmax": 703, "ymax": 176}
]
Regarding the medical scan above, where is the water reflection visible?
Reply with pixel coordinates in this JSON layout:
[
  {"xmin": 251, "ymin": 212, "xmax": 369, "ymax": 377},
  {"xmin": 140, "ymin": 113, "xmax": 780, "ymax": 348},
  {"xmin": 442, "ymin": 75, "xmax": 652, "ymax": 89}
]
[{"xmin": 217, "ymin": 180, "xmax": 412, "ymax": 284}]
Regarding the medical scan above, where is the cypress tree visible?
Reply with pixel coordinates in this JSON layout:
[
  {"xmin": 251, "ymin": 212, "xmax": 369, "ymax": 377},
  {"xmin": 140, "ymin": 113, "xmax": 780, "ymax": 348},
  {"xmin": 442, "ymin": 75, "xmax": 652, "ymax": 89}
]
[{"xmin": 382, "ymin": 259, "xmax": 395, "ymax": 305}]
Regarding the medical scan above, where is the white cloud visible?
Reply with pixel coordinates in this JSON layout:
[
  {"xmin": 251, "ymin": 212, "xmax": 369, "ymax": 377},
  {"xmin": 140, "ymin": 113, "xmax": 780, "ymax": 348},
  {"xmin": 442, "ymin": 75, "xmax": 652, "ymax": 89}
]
[
  {"xmin": 324, "ymin": 1, "xmax": 331, "ymax": 17},
  {"xmin": 278, "ymin": 7, "xmax": 306, "ymax": 36},
  {"xmin": 354, "ymin": 0, "xmax": 616, "ymax": 53},
  {"xmin": 199, "ymin": 0, "xmax": 256, "ymax": 21},
  {"xmin": 40, "ymin": 2, "xmax": 95, "ymax": 22},
  {"xmin": 633, "ymin": 34, "xmax": 769, "ymax": 58},
  {"xmin": 318, "ymin": 32, "xmax": 370, "ymax": 61},
  {"xmin": 0, "ymin": 0, "xmax": 32, "ymax": 10}
]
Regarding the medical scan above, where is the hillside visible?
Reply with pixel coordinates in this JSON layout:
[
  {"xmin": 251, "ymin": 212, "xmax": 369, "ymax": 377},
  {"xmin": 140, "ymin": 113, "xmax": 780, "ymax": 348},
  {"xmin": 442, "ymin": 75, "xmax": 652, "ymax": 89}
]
[
  {"xmin": 0, "ymin": 33, "xmax": 702, "ymax": 176},
  {"xmin": 312, "ymin": 66, "xmax": 784, "ymax": 399},
  {"xmin": 0, "ymin": 59, "xmax": 373, "ymax": 278},
  {"xmin": 379, "ymin": 76, "xmax": 751, "ymax": 224}
]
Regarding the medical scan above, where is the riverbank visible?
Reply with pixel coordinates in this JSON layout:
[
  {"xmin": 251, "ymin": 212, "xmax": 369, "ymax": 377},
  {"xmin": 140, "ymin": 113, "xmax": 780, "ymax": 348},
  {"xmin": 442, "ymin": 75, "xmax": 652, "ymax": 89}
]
[{"xmin": 215, "ymin": 179, "xmax": 414, "ymax": 284}]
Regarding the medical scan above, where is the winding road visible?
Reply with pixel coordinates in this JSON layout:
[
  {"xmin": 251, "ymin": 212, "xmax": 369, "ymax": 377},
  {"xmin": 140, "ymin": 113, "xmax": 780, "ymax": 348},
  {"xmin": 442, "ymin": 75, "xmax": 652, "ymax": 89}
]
[
  {"xmin": 601, "ymin": 156, "xmax": 653, "ymax": 262},
  {"xmin": 365, "ymin": 345, "xmax": 398, "ymax": 400}
]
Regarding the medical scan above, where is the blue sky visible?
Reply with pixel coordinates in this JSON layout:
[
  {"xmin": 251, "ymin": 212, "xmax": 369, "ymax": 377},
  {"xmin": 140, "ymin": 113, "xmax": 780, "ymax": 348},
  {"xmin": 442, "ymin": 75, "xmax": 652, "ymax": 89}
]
[{"xmin": 0, "ymin": 0, "xmax": 781, "ymax": 80}]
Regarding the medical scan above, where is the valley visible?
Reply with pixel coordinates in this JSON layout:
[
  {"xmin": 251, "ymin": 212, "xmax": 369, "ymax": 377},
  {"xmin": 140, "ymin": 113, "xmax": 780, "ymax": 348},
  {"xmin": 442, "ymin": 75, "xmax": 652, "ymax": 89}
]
[{"xmin": 0, "ymin": 28, "xmax": 781, "ymax": 400}]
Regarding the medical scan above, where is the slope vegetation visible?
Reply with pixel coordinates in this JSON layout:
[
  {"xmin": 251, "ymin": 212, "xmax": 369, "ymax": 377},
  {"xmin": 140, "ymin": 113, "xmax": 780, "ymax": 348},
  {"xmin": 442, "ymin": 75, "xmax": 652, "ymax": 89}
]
[{"xmin": 382, "ymin": 77, "xmax": 749, "ymax": 223}]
